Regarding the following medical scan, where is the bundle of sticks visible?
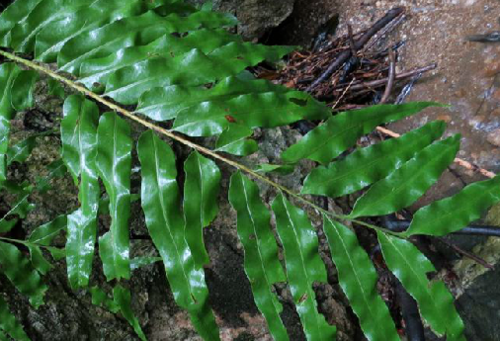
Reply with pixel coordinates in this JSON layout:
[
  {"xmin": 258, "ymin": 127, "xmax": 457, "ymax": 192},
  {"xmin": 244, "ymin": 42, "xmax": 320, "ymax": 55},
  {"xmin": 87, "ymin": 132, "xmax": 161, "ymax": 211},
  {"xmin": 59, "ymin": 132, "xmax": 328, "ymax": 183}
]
[{"xmin": 258, "ymin": 7, "xmax": 437, "ymax": 111}]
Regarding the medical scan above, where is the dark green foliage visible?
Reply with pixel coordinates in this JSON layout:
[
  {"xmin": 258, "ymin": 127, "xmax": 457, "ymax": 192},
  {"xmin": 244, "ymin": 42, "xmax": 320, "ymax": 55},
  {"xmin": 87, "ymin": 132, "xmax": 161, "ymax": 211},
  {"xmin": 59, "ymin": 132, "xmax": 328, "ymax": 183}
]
[{"xmin": 0, "ymin": 0, "xmax": 498, "ymax": 340}]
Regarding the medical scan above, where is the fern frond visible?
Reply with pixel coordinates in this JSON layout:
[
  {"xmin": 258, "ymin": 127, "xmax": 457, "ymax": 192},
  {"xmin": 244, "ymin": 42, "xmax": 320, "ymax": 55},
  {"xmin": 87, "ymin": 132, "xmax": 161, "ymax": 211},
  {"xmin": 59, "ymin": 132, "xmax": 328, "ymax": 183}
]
[
  {"xmin": 228, "ymin": 171, "xmax": 289, "ymax": 341},
  {"xmin": 137, "ymin": 130, "xmax": 219, "ymax": 340},
  {"xmin": 183, "ymin": 151, "xmax": 221, "ymax": 268},
  {"xmin": 96, "ymin": 112, "xmax": 132, "ymax": 281},
  {"xmin": 61, "ymin": 95, "xmax": 100, "ymax": 287},
  {"xmin": 281, "ymin": 102, "xmax": 440, "ymax": 165},
  {"xmin": 377, "ymin": 231, "xmax": 465, "ymax": 340},
  {"xmin": 272, "ymin": 193, "xmax": 337, "ymax": 341},
  {"xmin": 406, "ymin": 175, "xmax": 500, "ymax": 236},
  {"xmin": 0, "ymin": 240, "xmax": 47, "ymax": 308},
  {"xmin": 302, "ymin": 120, "xmax": 446, "ymax": 197},
  {"xmin": 27, "ymin": 215, "xmax": 66, "ymax": 275},
  {"xmin": 323, "ymin": 217, "xmax": 399, "ymax": 341},
  {"xmin": 0, "ymin": 295, "xmax": 29, "ymax": 341},
  {"xmin": 214, "ymin": 124, "xmax": 258, "ymax": 156},
  {"xmin": 350, "ymin": 135, "xmax": 460, "ymax": 218}
]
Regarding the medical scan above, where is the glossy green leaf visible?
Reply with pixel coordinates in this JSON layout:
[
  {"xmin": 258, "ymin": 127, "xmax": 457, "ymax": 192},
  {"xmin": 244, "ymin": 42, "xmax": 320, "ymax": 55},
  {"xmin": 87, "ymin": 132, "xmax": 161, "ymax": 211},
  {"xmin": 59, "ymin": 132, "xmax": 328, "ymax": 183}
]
[
  {"xmin": 10, "ymin": 70, "xmax": 39, "ymax": 111},
  {"xmin": 136, "ymin": 76, "xmax": 285, "ymax": 121},
  {"xmin": 302, "ymin": 121, "xmax": 446, "ymax": 197},
  {"xmin": 377, "ymin": 232, "xmax": 465, "ymax": 340},
  {"xmin": 27, "ymin": 215, "xmax": 67, "ymax": 275},
  {"xmin": 0, "ymin": 241, "xmax": 47, "ymax": 308},
  {"xmin": 113, "ymin": 285, "xmax": 147, "ymax": 341},
  {"xmin": 228, "ymin": 172, "xmax": 289, "ymax": 341},
  {"xmin": 97, "ymin": 112, "xmax": 131, "ymax": 282},
  {"xmin": 282, "ymin": 102, "xmax": 440, "ymax": 165},
  {"xmin": 272, "ymin": 193, "xmax": 336, "ymax": 341},
  {"xmin": 78, "ymin": 28, "xmax": 240, "ymax": 90},
  {"xmin": 323, "ymin": 217, "xmax": 399, "ymax": 341},
  {"xmin": 34, "ymin": 0, "xmax": 155, "ymax": 62},
  {"xmin": 7, "ymin": 136, "xmax": 37, "ymax": 165},
  {"xmin": 406, "ymin": 175, "xmax": 500, "ymax": 236},
  {"xmin": 0, "ymin": 63, "xmax": 22, "ymax": 182},
  {"xmin": 215, "ymin": 124, "xmax": 258, "ymax": 156},
  {"xmin": 174, "ymin": 88, "xmax": 328, "ymax": 137},
  {"xmin": 0, "ymin": 0, "xmax": 43, "ymax": 47},
  {"xmin": 61, "ymin": 95, "xmax": 100, "ymax": 288},
  {"xmin": 58, "ymin": 9, "xmax": 236, "ymax": 75},
  {"xmin": 104, "ymin": 42, "xmax": 293, "ymax": 105},
  {"xmin": 7, "ymin": 0, "xmax": 97, "ymax": 53},
  {"xmin": 350, "ymin": 135, "xmax": 460, "ymax": 218},
  {"xmin": 138, "ymin": 130, "xmax": 219, "ymax": 340},
  {"xmin": 183, "ymin": 151, "xmax": 220, "ymax": 268},
  {"xmin": 0, "ymin": 295, "xmax": 29, "ymax": 341}
]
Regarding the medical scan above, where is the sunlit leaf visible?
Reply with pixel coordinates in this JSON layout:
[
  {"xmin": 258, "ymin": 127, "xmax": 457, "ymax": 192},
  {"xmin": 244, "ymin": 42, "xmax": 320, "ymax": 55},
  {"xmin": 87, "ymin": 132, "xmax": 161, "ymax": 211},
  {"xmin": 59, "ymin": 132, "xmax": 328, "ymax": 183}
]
[
  {"xmin": 215, "ymin": 124, "xmax": 258, "ymax": 156},
  {"xmin": 228, "ymin": 172, "xmax": 289, "ymax": 341},
  {"xmin": 272, "ymin": 193, "xmax": 336, "ymax": 341},
  {"xmin": 350, "ymin": 135, "xmax": 460, "ymax": 218},
  {"xmin": 138, "ymin": 130, "xmax": 219, "ymax": 340},
  {"xmin": 323, "ymin": 217, "xmax": 399, "ymax": 341}
]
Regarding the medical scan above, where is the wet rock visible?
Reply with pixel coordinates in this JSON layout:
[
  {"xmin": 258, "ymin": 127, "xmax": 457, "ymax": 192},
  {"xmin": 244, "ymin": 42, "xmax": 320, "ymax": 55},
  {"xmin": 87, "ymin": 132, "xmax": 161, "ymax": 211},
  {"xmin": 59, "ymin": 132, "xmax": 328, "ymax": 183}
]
[{"xmin": 186, "ymin": 0, "xmax": 295, "ymax": 41}]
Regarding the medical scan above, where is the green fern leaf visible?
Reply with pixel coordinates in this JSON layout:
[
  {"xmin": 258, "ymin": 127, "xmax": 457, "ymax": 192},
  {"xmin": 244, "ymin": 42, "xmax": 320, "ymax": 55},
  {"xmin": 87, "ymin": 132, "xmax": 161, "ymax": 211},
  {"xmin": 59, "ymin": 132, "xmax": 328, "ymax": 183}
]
[
  {"xmin": 183, "ymin": 151, "xmax": 221, "ymax": 268},
  {"xmin": 0, "ymin": 241, "xmax": 47, "ymax": 308},
  {"xmin": 27, "ymin": 215, "xmax": 66, "ymax": 275},
  {"xmin": 96, "ymin": 112, "xmax": 132, "ymax": 281},
  {"xmin": 0, "ymin": 0, "xmax": 42, "ymax": 47},
  {"xmin": 302, "ymin": 120, "xmax": 446, "ymax": 198},
  {"xmin": 0, "ymin": 295, "xmax": 29, "ymax": 341},
  {"xmin": 323, "ymin": 217, "xmax": 399, "ymax": 341},
  {"xmin": 281, "ymin": 102, "xmax": 440, "ymax": 165},
  {"xmin": 405, "ymin": 175, "xmax": 500, "ymax": 236},
  {"xmin": 34, "ymin": 0, "xmax": 169, "ymax": 62},
  {"xmin": 61, "ymin": 95, "xmax": 101, "ymax": 287},
  {"xmin": 6, "ymin": 136, "xmax": 37, "ymax": 165},
  {"xmin": 228, "ymin": 171, "xmax": 289, "ymax": 341},
  {"xmin": 350, "ymin": 135, "xmax": 460, "ymax": 218},
  {"xmin": 377, "ymin": 232, "xmax": 465, "ymax": 340},
  {"xmin": 90, "ymin": 286, "xmax": 119, "ymax": 313},
  {"xmin": 214, "ymin": 124, "xmax": 258, "ymax": 156},
  {"xmin": 272, "ymin": 193, "xmax": 336, "ymax": 341},
  {"xmin": 112, "ymin": 285, "xmax": 147, "ymax": 341},
  {"xmin": 10, "ymin": 70, "xmax": 39, "ymax": 111},
  {"xmin": 78, "ymin": 28, "xmax": 240, "ymax": 90},
  {"xmin": 174, "ymin": 90, "xmax": 326, "ymax": 137},
  {"xmin": 0, "ymin": 182, "xmax": 34, "ymax": 232},
  {"xmin": 0, "ymin": 63, "xmax": 22, "ymax": 182},
  {"xmin": 103, "ymin": 42, "xmax": 292, "ymax": 105},
  {"xmin": 137, "ymin": 130, "xmax": 219, "ymax": 341},
  {"xmin": 137, "ymin": 76, "xmax": 300, "ymax": 121}
]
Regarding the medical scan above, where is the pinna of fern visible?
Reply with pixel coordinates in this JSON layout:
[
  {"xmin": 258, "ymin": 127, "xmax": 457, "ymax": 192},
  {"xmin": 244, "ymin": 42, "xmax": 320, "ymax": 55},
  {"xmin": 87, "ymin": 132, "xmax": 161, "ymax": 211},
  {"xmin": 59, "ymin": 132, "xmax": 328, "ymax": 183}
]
[{"xmin": 0, "ymin": 0, "xmax": 498, "ymax": 340}]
